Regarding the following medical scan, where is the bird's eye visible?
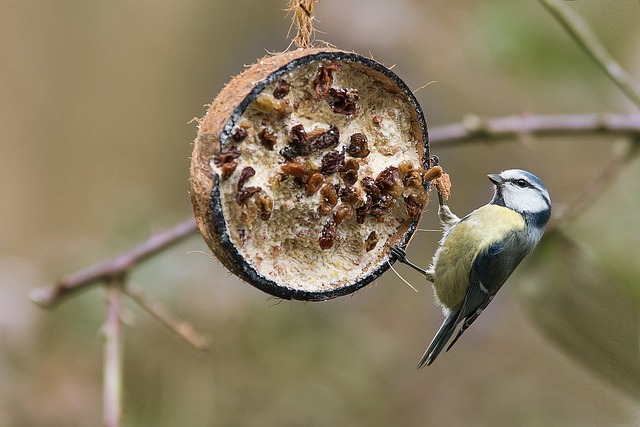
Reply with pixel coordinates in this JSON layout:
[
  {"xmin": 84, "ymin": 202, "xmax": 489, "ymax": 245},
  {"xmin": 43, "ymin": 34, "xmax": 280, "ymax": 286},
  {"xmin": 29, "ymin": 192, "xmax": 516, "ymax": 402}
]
[{"xmin": 516, "ymin": 179, "xmax": 528, "ymax": 188}]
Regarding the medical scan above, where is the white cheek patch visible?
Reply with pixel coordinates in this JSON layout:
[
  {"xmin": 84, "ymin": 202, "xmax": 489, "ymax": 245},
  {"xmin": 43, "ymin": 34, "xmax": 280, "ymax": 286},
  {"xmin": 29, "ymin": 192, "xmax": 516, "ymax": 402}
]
[{"xmin": 502, "ymin": 187, "xmax": 549, "ymax": 213}]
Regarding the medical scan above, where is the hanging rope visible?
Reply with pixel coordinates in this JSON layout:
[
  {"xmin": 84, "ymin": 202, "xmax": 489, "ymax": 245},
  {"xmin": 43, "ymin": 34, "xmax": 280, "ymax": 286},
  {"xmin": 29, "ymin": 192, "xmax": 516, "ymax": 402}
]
[{"xmin": 287, "ymin": 0, "xmax": 316, "ymax": 48}]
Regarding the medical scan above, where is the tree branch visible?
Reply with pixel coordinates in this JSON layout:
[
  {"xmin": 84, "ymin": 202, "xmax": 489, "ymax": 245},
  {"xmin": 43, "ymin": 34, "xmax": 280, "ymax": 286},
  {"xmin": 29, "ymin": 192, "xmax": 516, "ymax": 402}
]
[
  {"xmin": 30, "ymin": 218, "xmax": 198, "ymax": 308},
  {"xmin": 103, "ymin": 277, "xmax": 124, "ymax": 427},
  {"xmin": 540, "ymin": 0, "xmax": 640, "ymax": 109},
  {"xmin": 30, "ymin": 113, "xmax": 640, "ymax": 311},
  {"xmin": 30, "ymin": 114, "xmax": 640, "ymax": 310},
  {"xmin": 429, "ymin": 113, "xmax": 640, "ymax": 146},
  {"xmin": 124, "ymin": 283, "xmax": 211, "ymax": 351}
]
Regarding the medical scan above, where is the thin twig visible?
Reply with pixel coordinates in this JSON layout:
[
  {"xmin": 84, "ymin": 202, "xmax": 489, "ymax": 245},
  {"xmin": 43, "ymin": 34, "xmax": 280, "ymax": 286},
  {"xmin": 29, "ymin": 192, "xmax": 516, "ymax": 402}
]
[
  {"xmin": 125, "ymin": 283, "xmax": 211, "ymax": 351},
  {"xmin": 540, "ymin": 0, "xmax": 640, "ymax": 109},
  {"xmin": 103, "ymin": 277, "xmax": 124, "ymax": 427},
  {"xmin": 429, "ymin": 113, "xmax": 640, "ymax": 146},
  {"xmin": 30, "ymin": 218, "xmax": 198, "ymax": 308}
]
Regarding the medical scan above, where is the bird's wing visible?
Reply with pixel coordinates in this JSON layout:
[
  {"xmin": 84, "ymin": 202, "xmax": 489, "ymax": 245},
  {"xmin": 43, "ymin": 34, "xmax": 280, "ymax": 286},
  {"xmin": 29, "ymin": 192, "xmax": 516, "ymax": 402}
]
[
  {"xmin": 445, "ymin": 231, "xmax": 530, "ymax": 352},
  {"xmin": 417, "ymin": 241, "xmax": 504, "ymax": 367},
  {"xmin": 444, "ymin": 240, "xmax": 506, "ymax": 352}
]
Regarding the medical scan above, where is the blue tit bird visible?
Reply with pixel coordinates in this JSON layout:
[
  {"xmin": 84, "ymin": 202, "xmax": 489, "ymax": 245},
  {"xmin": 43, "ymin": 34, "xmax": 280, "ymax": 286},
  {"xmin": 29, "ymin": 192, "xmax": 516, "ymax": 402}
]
[{"xmin": 391, "ymin": 169, "xmax": 551, "ymax": 367}]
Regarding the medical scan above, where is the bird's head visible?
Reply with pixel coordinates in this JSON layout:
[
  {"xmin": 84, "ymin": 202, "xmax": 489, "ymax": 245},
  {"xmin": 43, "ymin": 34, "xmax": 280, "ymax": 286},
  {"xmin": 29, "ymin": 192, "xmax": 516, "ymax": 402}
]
[{"xmin": 488, "ymin": 169, "xmax": 551, "ymax": 228}]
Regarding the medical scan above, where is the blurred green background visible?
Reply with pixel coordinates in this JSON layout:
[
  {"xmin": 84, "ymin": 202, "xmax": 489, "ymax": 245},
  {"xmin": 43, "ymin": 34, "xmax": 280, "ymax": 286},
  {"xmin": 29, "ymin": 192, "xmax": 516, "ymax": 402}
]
[{"xmin": 2, "ymin": 1, "xmax": 640, "ymax": 426}]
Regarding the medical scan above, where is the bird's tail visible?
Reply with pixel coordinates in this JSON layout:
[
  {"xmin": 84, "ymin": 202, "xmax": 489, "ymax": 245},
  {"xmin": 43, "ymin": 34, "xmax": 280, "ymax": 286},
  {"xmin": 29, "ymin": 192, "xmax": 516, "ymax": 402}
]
[{"xmin": 417, "ymin": 310, "xmax": 459, "ymax": 368}]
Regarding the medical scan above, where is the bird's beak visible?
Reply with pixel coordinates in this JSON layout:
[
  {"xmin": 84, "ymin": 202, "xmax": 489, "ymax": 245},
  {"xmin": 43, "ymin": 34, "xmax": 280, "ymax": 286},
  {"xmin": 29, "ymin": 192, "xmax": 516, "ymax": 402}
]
[{"xmin": 487, "ymin": 173, "xmax": 504, "ymax": 186}]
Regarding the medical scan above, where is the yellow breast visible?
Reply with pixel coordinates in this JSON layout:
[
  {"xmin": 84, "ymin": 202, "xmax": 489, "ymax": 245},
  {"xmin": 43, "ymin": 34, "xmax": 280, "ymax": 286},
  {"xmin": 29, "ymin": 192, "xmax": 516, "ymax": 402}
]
[{"xmin": 433, "ymin": 204, "xmax": 525, "ymax": 309}]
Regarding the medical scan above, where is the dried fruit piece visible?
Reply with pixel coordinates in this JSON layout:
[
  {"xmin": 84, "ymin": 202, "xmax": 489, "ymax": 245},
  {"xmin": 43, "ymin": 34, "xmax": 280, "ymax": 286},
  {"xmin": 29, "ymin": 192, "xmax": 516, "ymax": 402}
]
[
  {"xmin": 423, "ymin": 165, "xmax": 443, "ymax": 183},
  {"xmin": 213, "ymin": 146, "xmax": 241, "ymax": 166},
  {"xmin": 333, "ymin": 204, "xmax": 353, "ymax": 225},
  {"xmin": 361, "ymin": 176, "xmax": 381, "ymax": 200},
  {"xmin": 321, "ymin": 149, "xmax": 345, "ymax": 175},
  {"xmin": 405, "ymin": 196, "xmax": 422, "ymax": 219},
  {"xmin": 280, "ymin": 124, "xmax": 310, "ymax": 159},
  {"xmin": 318, "ymin": 220, "xmax": 338, "ymax": 250},
  {"xmin": 258, "ymin": 126, "xmax": 278, "ymax": 150},
  {"xmin": 329, "ymin": 87, "xmax": 359, "ymax": 116},
  {"xmin": 318, "ymin": 183, "xmax": 338, "ymax": 216},
  {"xmin": 273, "ymin": 79, "xmax": 291, "ymax": 99},
  {"xmin": 220, "ymin": 162, "xmax": 238, "ymax": 180},
  {"xmin": 346, "ymin": 133, "xmax": 370, "ymax": 158},
  {"xmin": 236, "ymin": 166, "xmax": 261, "ymax": 204},
  {"xmin": 256, "ymin": 192, "xmax": 273, "ymax": 221},
  {"xmin": 280, "ymin": 160, "xmax": 309, "ymax": 177},
  {"xmin": 339, "ymin": 186, "xmax": 365, "ymax": 208},
  {"xmin": 254, "ymin": 94, "xmax": 292, "ymax": 117},
  {"xmin": 313, "ymin": 62, "xmax": 341, "ymax": 99},
  {"xmin": 309, "ymin": 125, "xmax": 340, "ymax": 151},
  {"xmin": 375, "ymin": 166, "xmax": 399, "ymax": 192},
  {"xmin": 339, "ymin": 158, "xmax": 359, "ymax": 186},
  {"xmin": 306, "ymin": 172, "xmax": 324, "ymax": 196},
  {"xmin": 231, "ymin": 127, "xmax": 248, "ymax": 142}
]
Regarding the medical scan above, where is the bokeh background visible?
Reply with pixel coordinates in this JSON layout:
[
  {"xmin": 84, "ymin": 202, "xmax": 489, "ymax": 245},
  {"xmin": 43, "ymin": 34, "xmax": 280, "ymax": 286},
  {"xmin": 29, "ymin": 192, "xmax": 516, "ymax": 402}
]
[{"xmin": 2, "ymin": 1, "xmax": 640, "ymax": 426}]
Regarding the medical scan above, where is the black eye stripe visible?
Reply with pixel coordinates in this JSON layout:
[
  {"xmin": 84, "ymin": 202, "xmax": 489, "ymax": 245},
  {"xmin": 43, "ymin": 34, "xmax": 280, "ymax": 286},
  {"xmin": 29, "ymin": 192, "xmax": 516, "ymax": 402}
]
[{"xmin": 507, "ymin": 178, "xmax": 531, "ymax": 188}]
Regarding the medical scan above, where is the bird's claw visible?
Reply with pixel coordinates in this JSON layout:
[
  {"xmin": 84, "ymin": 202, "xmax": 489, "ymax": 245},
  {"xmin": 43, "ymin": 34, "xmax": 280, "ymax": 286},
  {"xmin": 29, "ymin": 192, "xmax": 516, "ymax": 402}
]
[{"xmin": 390, "ymin": 246, "xmax": 429, "ymax": 277}]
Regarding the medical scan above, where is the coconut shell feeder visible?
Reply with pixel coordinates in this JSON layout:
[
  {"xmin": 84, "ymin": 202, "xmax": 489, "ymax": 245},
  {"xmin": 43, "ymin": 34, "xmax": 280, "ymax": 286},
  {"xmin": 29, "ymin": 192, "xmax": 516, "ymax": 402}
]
[{"xmin": 189, "ymin": 5, "xmax": 431, "ymax": 301}]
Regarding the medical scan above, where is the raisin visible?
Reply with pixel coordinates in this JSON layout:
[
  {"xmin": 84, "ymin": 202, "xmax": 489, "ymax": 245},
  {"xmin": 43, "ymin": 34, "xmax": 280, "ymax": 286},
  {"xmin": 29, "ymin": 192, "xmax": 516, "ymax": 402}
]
[
  {"xmin": 237, "ymin": 186, "xmax": 261, "ymax": 205},
  {"xmin": 309, "ymin": 125, "xmax": 340, "ymax": 151},
  {"xmin": 273, "ymin": 79, "xmax": 290, "ymax": 99},
  {"xmin": 231, "ymin": 127, "xmax": 248, "ymax": 142},
  {"xmin": 313, "ymin": 62, "xmax": 341, "ymax": 99},
  {"xmin": 370, "ymin": 193, "xmax": 395, "ymax": 218},
  {"xmin": 346, "ymin": 133, "xmax": 370, "ymax": 158},
  {"xmin": 280, "ymin": 124, "xmax": 311, "ymax": 159},
  {"xmin": 306, "ymin": 172, "xmax": 324, "ymax": 196},
  {"xmin": 256, "ymin": 192, "xmax": 273, "ymax": 221},
  {"xmin": 333, "ymin": 204, "xmax": 353, "ymax": 225},
  {"xmin": 318, "ymin": 220, "xmax": 337, "ymax": 250},
  {"xmin": 360, "ymin": 176, "xmax": 381, "ymax": 200},
  {"xmin": 237, "ymin": 166, "xmax": 254, "ymax": 189},
  {"xmin": 423, "ymin": 165, "xmax": 443, "ymax": 183},
  {"xmin": 339, "ymin": 158, "xmax": 359, "ymax": 186},
  {"xmin": 398, "ymin": 160, "xmax": 414, "ymax": 176},
  {"xmin": 404, "ymin": 186, "xmax": 429, "ymax": 209},
  {"xmin": 254, "ymin": 95, "xmax": 292, "ymax": 117},
  {"xmin": 213, "ymin": 146, "xmax": 241, "ymax": 166},
  {"xmin": 403, "ymin": 169, "xmax": 424, "ymax": 189},
  {"xmin": 318, "ymin": 183, "xmax": 338, "ymax": 216},
  {"xmin": 236, "ymin": 166, "xmax": 261, "ymax": 204},
  {"xmin": 280, "ymin": 160, "xmax": 309, "ymax": 177},
  {"xmin": 375, "ymin": 166, "xmax": 399, "ymax": 192},
  {"xmin": 220, "ymin": 161, "xmax": 237, "ymax": 180},
  {"xmin": 329, "ymin": 87, "xmax": 359, "ymax": 117},
  {"xmin": 258, "ymin": 127, "xmax": 277, "ymax": 151},
  {"xmin": 320, "ymin": 149, "xmax": 345, "ymax": 175},
  {"xmin": 405, "ymin": 196, "xmax": 422, "ymax": 219},
  {"xmin": 355, "ymin": 199, "xmax": 371, "ymax": 224},
  {"xmin": 372, "ymin": 115, "xmax": 383, "ymax": 126},
  {"xmin": 339, "ymin": 186, "xmax": 365, "ymax": 208}
]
